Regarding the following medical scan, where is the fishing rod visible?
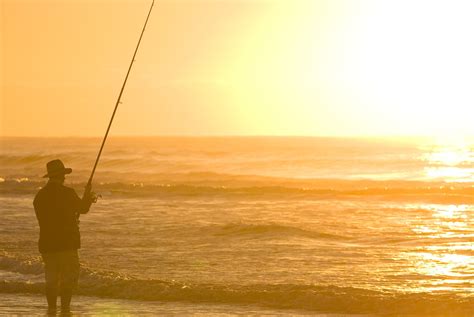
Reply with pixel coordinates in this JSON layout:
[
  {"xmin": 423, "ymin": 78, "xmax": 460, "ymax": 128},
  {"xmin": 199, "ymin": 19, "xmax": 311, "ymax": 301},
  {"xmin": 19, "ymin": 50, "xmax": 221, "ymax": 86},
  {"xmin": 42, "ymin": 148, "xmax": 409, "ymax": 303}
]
[{"xmin": 83, "ymin": 0, "xmax": 155, "ymax": 200}]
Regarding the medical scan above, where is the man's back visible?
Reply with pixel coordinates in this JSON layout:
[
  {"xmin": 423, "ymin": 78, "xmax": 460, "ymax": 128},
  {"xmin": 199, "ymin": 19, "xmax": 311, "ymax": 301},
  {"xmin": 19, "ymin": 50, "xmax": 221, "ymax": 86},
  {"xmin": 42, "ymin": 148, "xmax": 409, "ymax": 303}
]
[{"xmin": 33, "ymin": 182, "xmax": 82, "ymax": 253}]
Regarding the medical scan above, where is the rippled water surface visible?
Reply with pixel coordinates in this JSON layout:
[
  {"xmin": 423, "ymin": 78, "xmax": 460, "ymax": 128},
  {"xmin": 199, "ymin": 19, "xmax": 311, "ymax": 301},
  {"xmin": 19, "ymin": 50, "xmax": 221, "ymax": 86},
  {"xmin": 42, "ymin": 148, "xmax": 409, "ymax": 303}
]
[{"xmin": 0, "ymin": 137, "xmax": 473, "ymax": 315}]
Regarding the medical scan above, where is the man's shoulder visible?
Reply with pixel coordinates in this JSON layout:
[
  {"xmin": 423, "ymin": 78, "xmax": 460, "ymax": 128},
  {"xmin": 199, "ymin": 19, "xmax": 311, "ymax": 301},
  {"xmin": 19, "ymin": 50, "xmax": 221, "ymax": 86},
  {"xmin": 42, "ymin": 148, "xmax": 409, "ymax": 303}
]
[
  {"xmin": 34, "ymin": 185, "xmax": 51, "ymax": 206},
  {"xmin": 36, "ymin": 183, "xmax": 76, "ymax": 196},
  {"xmin": 34, "ymin": 185, "xmax": 48, "ymax": 199},
  {"xmin": 34, "ymin": 184, "xmax": 80, "ymax": 208},
  {"xmin": 64, "ymin": 185, "xmax": 81, "ymax": 200},
  {"xmin": 58, "ymin": 185, "xmax": 78, "ymax": 195}
]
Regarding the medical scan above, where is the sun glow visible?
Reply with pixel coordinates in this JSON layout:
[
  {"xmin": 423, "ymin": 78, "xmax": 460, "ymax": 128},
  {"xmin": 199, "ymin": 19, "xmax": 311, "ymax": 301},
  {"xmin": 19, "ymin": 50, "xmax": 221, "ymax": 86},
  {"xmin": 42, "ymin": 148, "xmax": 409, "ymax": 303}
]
[
  {"xmin": 229, "ymin": 0, "xmax": 474, "ymax": 137},
  {"xmin": 317, "ymin": 0, "xmax": 474, "ymax": 137},
  {"xmin": 3, "ymin": 0, "xmax": 474, "ymax": 137},
  {"xmin": 233, "ymin": 1, "xmax": 474, "ymax": 137}
]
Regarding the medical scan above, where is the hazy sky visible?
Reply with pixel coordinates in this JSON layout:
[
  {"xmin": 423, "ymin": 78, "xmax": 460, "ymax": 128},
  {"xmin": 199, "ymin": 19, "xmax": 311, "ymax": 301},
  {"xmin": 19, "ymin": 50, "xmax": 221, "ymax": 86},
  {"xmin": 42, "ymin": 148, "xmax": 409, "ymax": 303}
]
[{"xmin": 2, "ymin": 0, "xmax": 474, "ymax": 137}]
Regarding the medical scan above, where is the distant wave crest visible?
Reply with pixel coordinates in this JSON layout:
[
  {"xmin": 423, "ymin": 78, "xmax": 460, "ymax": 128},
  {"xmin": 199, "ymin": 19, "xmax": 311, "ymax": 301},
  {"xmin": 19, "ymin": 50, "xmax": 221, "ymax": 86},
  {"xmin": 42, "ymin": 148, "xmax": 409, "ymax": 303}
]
[{"xmin": 2, "ymin": 177, "xmax": 474, "ymax": 204}]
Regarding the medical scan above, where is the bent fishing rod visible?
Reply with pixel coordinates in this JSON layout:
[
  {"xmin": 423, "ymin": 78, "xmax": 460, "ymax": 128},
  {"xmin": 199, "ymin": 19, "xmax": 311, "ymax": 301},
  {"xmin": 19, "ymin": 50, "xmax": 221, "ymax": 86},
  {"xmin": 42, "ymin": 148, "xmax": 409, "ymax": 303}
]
[{"xmin": 83, "ymin": 0, "xmax": 155, "ymax": 200}]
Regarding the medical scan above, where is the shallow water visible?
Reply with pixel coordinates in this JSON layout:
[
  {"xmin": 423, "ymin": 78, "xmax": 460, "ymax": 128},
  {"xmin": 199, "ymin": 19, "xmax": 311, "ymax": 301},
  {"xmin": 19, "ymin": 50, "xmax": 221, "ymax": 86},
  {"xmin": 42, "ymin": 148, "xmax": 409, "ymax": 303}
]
[
  {"xmin": 0, "ymin": 137, "xmax": 473, "ymax": 315},
  {"xmin": 1, "ymin": 293, "xmax": 345, "ymax": 316}
]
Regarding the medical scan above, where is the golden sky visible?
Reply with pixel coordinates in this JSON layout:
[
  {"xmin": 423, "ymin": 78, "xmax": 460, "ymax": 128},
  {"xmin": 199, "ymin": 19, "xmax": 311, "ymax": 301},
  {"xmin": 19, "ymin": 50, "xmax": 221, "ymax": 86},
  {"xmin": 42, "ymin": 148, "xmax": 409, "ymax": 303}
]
[{"xmin": 1, "ymin": 0, "xmax": 474, "ymax": 137}]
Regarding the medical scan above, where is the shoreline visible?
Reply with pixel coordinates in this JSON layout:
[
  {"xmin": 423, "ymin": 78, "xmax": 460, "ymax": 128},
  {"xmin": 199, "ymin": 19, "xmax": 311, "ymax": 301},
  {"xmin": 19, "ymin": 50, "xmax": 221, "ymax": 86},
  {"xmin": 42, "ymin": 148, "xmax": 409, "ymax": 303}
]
[{"xmin": 0, "ymin": 293, "xmax": 362, "ymax": 316}]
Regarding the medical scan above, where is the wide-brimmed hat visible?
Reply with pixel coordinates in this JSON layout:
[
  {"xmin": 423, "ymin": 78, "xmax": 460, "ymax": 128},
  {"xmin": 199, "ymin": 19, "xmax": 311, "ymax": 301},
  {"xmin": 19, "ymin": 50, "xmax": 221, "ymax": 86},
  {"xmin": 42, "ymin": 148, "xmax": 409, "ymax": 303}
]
[{"xmin": 43, "ymin": 159, "xmax": 72, "ymax": 178}]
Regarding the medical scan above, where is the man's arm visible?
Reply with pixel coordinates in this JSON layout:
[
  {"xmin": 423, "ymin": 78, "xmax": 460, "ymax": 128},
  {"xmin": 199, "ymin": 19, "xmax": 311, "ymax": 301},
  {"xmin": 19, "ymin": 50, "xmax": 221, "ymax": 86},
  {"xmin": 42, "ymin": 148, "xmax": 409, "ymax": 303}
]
[
  {"xmin": 71, "ymin": 188, "xmax": 94, "ymax": 214},
  {"xmin": 33, "ymin": 193, "xmax": 41, "ymax": 220}
]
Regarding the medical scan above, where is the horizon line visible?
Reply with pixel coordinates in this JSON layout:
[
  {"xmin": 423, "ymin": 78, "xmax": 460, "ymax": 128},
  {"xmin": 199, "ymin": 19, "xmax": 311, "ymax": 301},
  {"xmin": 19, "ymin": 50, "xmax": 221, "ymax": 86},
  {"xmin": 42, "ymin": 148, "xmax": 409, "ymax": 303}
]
[{"xmin": 0, "ymin": 134, "xmax": 445, "ymax": 139}]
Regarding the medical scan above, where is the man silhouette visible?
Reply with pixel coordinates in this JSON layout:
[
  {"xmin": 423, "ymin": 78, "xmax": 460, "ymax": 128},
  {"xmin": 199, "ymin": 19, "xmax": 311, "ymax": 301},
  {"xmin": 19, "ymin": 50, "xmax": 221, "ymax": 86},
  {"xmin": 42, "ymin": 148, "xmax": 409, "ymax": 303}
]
[{"xmin": 33, "ymin": 159, "xmax": 95, "ymax": 314}]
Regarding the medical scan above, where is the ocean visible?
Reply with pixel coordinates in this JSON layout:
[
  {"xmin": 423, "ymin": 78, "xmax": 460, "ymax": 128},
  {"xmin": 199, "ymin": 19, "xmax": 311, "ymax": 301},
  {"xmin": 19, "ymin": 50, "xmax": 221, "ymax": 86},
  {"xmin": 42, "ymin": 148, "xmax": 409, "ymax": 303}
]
[{"xmin": 0, "ymin": 136, "xmax": 473, "ymax": 316}]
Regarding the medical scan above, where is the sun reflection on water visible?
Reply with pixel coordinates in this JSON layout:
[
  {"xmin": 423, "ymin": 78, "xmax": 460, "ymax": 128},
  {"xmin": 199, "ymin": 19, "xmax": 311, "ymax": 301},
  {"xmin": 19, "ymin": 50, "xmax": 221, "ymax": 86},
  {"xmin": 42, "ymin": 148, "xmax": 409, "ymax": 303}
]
[
  {"xmin": 433, "ymin": 204, "xmax": 469, "ymax": 218},
  {"xmin": 402, "ymin": 204, "xmax": 473, "ymax": 293},
  {"xmin": 423, "ymin": 139, "xmax": 474, "ymax": 182}
]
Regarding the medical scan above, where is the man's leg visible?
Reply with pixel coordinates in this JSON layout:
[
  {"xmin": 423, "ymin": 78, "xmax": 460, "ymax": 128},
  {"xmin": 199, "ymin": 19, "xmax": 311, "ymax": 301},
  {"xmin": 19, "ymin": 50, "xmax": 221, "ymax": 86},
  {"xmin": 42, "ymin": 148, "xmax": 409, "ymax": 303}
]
[
  {"xmin": 46, "ymin": 287, "xmax": 58, "ymax": 312},
  {"xmin": 58, "ymin": 250, "xmax": 80, "ymax": 313},
  {"xmin": 60, "ymin": 288, "xmax": 73, "ymax": 314},
  {"xmin": 41, "ymin": 253, "xmax": 60, "ymax": 313}
]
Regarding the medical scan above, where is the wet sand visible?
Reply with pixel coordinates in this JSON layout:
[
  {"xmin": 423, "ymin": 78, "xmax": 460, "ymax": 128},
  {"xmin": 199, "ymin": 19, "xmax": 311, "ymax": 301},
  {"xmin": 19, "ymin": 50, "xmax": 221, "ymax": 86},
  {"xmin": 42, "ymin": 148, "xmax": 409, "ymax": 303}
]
[{"xmin": 0, "ymin": 293, "xmax": 365, "ymax": 316}]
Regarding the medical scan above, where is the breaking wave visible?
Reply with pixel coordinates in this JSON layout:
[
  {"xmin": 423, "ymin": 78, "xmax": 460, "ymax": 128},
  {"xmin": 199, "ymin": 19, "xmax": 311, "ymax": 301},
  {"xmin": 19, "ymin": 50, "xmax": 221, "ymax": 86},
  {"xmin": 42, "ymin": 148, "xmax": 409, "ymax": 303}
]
[{"xmin": 0, "ymin": 252, "xmax": 472, "ymax": 315}]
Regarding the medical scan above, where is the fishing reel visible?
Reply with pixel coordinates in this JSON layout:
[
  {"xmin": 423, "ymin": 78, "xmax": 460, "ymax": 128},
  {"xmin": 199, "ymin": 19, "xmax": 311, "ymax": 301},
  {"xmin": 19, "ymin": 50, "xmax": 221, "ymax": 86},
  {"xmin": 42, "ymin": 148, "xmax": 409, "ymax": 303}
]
[
  {"xmin": 83, "ymin": 186, "xmax": 101, "ymax": 204},
  {"xmin": 77, "ymin": 190, "xmax": 100, "ymax": 223},
  {"xmin": 83, "ymin": 182, "xmax": 101, "ymax": 203},
  {"xmin": 89, "ymin": 191, "xmax": 101, "ymax": 203}
]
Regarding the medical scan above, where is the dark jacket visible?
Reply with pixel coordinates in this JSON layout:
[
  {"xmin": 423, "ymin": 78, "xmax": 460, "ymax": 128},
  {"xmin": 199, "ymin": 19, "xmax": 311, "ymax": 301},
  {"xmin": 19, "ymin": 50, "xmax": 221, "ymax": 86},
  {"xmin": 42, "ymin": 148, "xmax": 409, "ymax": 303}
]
[{"xmin": 33, "ymin": 182, "xmax": 91, "ymax": 253}]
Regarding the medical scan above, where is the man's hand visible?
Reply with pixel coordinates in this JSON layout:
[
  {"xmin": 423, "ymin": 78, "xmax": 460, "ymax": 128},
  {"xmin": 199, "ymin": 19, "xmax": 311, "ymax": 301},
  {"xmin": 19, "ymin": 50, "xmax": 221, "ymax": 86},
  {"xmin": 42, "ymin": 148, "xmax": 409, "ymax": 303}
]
[
  {"xmin": 83, "ymin": 183, "xmax": 92, "ymax": 200},
  {"xmin": 88, "ymin": 191, "xmax": 100, "ymax": 204},
  {"xmin": 83, "ymin": 183, "xmax": 99, "ymax": 202},
  {"xmin": 78, "ymin": 183, "xmax": 99, "ymax": 215}
]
